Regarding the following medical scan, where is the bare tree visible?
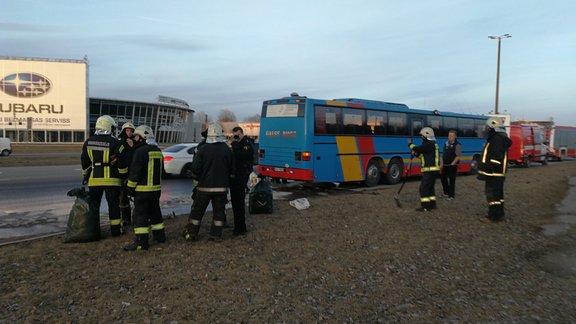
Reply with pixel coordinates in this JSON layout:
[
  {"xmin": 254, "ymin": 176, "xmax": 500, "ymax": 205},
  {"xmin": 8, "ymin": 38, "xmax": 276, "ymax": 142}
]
[
  {"xmin": 217, "ymin": 109, "xmax": 237, "ymax": 122},
  {"xmin": 243, "ymin": 114, "xmax": 261, "ymax": 123}
]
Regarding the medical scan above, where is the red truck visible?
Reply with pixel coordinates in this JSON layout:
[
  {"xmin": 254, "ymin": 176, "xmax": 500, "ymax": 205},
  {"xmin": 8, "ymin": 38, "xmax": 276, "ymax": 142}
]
[
  {"xmin": 547, "ymin": 125, "xmax": 576, "ymax": 160},
  {"xmin": 507, "ymin": 124, "xmax": 548, "ymax": 167}
]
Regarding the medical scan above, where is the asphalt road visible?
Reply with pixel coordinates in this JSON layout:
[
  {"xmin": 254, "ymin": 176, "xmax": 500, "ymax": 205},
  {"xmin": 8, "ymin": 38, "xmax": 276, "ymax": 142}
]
[{"xmin": 0, "ymin": 165, "xmax": 195, "ymax": 240}]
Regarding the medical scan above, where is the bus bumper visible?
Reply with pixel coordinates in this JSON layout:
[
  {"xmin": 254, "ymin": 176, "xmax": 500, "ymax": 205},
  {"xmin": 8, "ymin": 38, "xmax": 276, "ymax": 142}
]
[{"xmin": 258, "ymin": 165, "xmax": 314, "ymax": 181}]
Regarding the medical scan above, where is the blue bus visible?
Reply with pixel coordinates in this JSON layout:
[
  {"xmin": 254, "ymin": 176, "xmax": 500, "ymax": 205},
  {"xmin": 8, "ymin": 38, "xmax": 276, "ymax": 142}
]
[{"xmin": 257, "ymin": 94, "xmax": 488, "ymax": 186}]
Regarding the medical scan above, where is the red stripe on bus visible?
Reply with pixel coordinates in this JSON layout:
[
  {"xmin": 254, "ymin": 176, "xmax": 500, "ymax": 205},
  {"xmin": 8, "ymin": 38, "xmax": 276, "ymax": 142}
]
[
  {"xmin": 257, "ymin": 165, "xmax": 314, "ymax": 181},
  {"xmin": 356, "ymin": 136, "xmax": 375, "ymax": 173},
  {"xmin": 347, "ymin": 102, "xmax": 364, "ymax": 108}
]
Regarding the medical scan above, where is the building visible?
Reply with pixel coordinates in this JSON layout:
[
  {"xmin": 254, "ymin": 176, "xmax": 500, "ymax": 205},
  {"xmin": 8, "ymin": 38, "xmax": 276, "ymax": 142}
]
[
  {"xmin": 1, "ymin": 56, "xmax": 197, "ymax": 145},
  {"xmin": 89, "ymin": 96, "xmax": 195, "ymax": 144}
]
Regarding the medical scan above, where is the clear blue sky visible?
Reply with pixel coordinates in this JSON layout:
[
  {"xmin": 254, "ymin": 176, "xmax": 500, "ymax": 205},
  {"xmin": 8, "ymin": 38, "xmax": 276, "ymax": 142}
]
[{"xmin": 2, "ymin": 0, "xmax": 575, "ymax": 124}]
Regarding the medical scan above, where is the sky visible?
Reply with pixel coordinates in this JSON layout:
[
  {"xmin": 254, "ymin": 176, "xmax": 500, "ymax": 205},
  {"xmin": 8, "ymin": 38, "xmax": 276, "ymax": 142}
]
[{"xmin": 2, "ymin": 0, "xmax": 575, "ymax": 124}]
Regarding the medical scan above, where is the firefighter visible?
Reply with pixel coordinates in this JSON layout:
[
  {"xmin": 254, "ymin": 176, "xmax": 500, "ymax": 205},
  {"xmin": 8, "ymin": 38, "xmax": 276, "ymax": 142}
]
[
  {"xmin": 118, "ymin": 121, "xmax": 135, "ymax": 228},
  {"xmin": 81, "ymin": 115, "xmax": 128, "ymax": 236},
  {"xmin": 123, "ymin": 125, "xmax": 165, "ymax": 251},
  {"xmin": 230, "ymin": 126, "xmax": 254, "ymax": 236},
  {"xmin": 183, "ymin": 123, "xmax": 234, "ymax": 241},
  {"xmin": 408, "ymin": 127, "xmax": 440, "ymax": 212},
  {"xmin": 478, "ymin": 117, "xmax": 513, "ymax": 223}
]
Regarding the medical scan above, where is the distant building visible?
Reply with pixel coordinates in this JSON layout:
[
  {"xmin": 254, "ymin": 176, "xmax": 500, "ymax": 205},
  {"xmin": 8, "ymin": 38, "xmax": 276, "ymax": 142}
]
[{"xmin": 1, "ymin": 56, "xmax": 198, "ymax": 144}]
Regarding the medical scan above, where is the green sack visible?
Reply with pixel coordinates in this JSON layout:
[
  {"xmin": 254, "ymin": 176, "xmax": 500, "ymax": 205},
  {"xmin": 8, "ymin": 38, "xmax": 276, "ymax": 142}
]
[
  {"xmin": 249, "ymin": 179, "xmax": 273, "ymax": 214},
  {"xmin": 64, "ymin": 188, "xmax": 100, "ymax": 243}
]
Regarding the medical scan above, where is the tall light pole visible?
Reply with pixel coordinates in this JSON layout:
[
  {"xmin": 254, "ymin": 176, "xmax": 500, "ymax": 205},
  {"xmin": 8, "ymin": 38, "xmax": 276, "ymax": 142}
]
[{"xmin": 488, "ymin": 34, "xmax": 511, "ymax": 115}]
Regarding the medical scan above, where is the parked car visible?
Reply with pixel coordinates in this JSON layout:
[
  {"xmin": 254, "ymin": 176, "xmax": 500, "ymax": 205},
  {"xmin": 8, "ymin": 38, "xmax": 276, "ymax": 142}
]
[
  {"xmin": 0, "ymin": 137, "xmax": 12, "ymax": 156},
  {"xmin": 162, "ymin": 143, "xmax": 199, "ymax": 178}
]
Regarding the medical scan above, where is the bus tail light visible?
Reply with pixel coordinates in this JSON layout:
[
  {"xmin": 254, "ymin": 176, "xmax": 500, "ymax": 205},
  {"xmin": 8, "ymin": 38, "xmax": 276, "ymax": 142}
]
[
  {"xmin": 302, "ymin": 151, "xmax": 311, "ymax": 161},
  {"xmin": 258, "ymin": 149, "xmax": 265, "ymax": 158}
]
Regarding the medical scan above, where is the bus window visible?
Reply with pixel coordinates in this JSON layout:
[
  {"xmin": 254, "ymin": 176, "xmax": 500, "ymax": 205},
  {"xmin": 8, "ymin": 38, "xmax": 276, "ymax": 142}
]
[
  {"xmin": 474, "ymin": 119, "xmax": 486, "ymax": 138},
  {"xmin": 410, "ymin": 115, "xmax": 423, "ymax": 137},
  {"xmin": 458, "ymin": 118, "xmax": 475, "ymax": 137},
  {"xmin": 444, "ymin": 117, "xmax": 457, "ymax": 136},
  {"xmin": 262, "ymin": 104, "xmax": 304, "ymax": 118},
  {"xmin": 388, "ymin": 112, "xmax": 409, "ymax": 136},
  {"xmin": 315, "ymin": 105, "xmax": 341, "ymax": 135},
  {"xmin": 342, "ymin": 108, "xmax": 365, "ymax": 135},
  {"xmin": 367, "ymin": 110, "xmax": 387, "ymax": 135},
  {"xmin": 427, "ymin": 115, "xmax": 443, "ymax": 137}
]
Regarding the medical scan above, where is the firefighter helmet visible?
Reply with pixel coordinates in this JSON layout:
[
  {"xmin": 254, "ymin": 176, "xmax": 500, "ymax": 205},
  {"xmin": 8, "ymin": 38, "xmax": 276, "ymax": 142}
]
[
  {"xmin": 95, "ymin": 115, "xmax": 117, "ymax": 133},
  {"xmin": 419, "ymin": 127, "xmax": 436, "ymax": 140},
  {"xmin": 205, "ymin": 123, "xmax": 224, "ymax": 143},
  {"xmin": 121, "ymin": 122, "xmax": 135, "ymax": 131},
  {"xmin": 134, "ymin": 125, "xmax": 155, "ymax": 140},
  {"xmin": 486, "ymin": 117, "xmax": 505, "ymax": 129}
]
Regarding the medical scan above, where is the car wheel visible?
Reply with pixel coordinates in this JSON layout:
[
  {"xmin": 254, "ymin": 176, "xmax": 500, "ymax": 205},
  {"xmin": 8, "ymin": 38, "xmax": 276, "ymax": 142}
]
[
  {"xmin": 0, "ymin": 149, "xmax": 9, "ymax": 156},
  {"xmin": 180, "ymin": 163, "xmax": 194, "ymax": 178}
]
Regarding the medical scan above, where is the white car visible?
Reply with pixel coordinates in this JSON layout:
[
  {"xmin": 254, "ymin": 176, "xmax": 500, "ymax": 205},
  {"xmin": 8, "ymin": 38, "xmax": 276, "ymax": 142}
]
[
  {"xmin": 162, "ymin": 143, "xmax": 199, "ymax": 178},
  {"xmin": 0, "ymin": 137, "xmax": 12, "ymax": 156}
]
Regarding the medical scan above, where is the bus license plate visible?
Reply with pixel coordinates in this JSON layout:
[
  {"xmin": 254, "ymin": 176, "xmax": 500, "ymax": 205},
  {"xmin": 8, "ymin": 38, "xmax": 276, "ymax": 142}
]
[{"xmin": 274, "ymin": 167, "xmax": 285, "ymax": 172}]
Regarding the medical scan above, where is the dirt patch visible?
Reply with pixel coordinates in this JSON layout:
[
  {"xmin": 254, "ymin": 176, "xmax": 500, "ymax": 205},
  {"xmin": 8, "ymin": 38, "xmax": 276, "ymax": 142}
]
[{"xmin": 1, "ymin": 162, "xmax": 576, "ymax": 322}]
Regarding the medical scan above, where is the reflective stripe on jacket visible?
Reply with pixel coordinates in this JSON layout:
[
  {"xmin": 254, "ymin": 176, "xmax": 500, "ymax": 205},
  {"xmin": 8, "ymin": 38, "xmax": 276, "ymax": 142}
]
[
  {"xmin": 478, "ymin": 131, "xmax": 513, "ymax": 177},
  {"xmin": 409, "ymin": 140, "xmax": 440, "ymax": 173},
  {"xmin": 81, "ymin": 134, "xmax": 127, "ymax": 187},
  {"xmin": 127, "ymin": 145, "xmax": 163, "ymax": 192}
]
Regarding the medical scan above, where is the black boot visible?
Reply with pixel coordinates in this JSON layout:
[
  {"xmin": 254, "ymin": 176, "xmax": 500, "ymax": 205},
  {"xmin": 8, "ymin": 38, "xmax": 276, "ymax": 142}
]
[
  {"xmin": 183, "ymin": 223, "xmax": 200, "ymax": 241},
  {"xmin": 110, "ymin": 224, "xmax": 122, "ymax": 237},
  {"xmin": 121, "ymin": 207, "xmax": 132, "ymax": 227},
  {"xmin": 123, "ymin": 234, "xmax": 149, "ymax": 251},
  {"xmin": 208, "ymin": 224, "xmax": 223, "ymax": 241},
  {"xmin": 430, "ymin": 200, "xmax": 437, "ymax": 210},
  {"xmin": 152, "ymin": 229, "xmax": 166, "ymax": 243}
]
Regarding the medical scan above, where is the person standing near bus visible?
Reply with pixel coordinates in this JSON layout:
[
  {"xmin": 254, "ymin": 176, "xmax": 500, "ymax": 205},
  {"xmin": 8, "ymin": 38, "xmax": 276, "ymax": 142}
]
[
  {"xmin": 230, "ymin": 126, "xmax": 254, "ymax": 236},
  {"xmin": 183, "ymin": 123, "xmax": 235, "ymax": 241},
  {"xmin": 440, "ymin": 130, "xmax": 462, "ymax": 200},
  {"xmin": 409, "ymin": 127, "xmax": 440, "ymax": 212},
  {"xmin": 477, "ymin": 117, "xmax": 512, "ymax": 223}
]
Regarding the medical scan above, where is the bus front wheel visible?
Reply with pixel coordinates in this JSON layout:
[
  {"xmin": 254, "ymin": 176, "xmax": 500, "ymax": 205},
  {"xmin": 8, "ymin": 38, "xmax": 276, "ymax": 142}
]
[
  {"xmin": 364, "ymin": 160, "xmax": 382, "ymax": 187},
  {"xmin": 385, "ymin": 158, "xmax": 403, "ymax": 185}
]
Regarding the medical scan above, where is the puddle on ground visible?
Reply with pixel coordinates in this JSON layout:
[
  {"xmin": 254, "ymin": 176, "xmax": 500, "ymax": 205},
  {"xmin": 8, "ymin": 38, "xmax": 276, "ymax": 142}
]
[
  {"xmin": 541, "ymin": 248, "xmax": 576, "ymax": 277},
  {"xmin": 537, "ymin": 176, "xmax": 576, "ymax": 276},
  {"xmin": 558, "ymin": 215, "xmax": 576, "ymax": 224},
  {"xmin": 541, "ymin": 223, "xmax": 571, "ymax": 237}
]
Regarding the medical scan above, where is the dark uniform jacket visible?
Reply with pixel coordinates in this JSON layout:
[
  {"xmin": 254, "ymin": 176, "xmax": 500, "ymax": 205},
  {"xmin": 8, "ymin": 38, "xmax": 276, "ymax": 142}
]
[
  {"xmin": 478, "ymin": 131, "xmax": 513, "ymax": 177},
  {"xmin": 191, "ymin": 142, "xmax": 234, "ymax": 192},
  {"xmin": 231, "ymin": 137, "xmax": 255, "ymax": 180},
  {"xmin": 81, "ymin": 134, "xmax": 128, "ymax": 186},
  {"xmin": 127, "ymin": 143, "xmax": 163, "ymax": 193},
  {"xmin": 119, "ymin": 133, "xmax": 135, "ymax": 168},
  {"xmin": 442, "ymin": 140, "xmax": 462, "ymax": 165},
  {"xmin": 410, "ymin": 139, "xmax": 440, "ymax": 173}
]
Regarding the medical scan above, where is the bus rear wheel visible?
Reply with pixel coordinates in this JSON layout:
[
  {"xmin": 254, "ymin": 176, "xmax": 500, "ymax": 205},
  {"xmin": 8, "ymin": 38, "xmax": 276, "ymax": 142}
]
[
  {"xmin": 385, "ymin": 158, "xmax": 403, "ymax": 185},
  {"xmin": 364, "ymin": 160, "xmax": 382, "ymax": 187}
]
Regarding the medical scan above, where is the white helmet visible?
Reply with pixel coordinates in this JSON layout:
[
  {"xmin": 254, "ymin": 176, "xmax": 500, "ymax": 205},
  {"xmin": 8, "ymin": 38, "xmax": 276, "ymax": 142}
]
[
  {"xmin": 134, "ymin": 125, "xmax": 155, "ymax": 140},
  {"xmin": 95, "ymin": 115, "xmax": 117, "ymax": 133},
  {"xmin": 419, "ymin": 127, "xmax": 436, "ymax": 140},
  {"xmin": 486, "ymin": 117, "xmax": 505, "ymax": 129},
  {"xmin": 121, "ymin": 122, "xmax": 135, "ymax": 131},
  {"xmin": 206, "ymin": 123, "xmax": 224, "ymax": 143}
]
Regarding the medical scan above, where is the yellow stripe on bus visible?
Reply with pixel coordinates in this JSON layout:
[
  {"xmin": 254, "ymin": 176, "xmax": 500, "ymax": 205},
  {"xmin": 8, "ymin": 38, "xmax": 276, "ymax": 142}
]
[{"xmin": 336, "ymin": 136, "xmax": 363, "ymax": 181}]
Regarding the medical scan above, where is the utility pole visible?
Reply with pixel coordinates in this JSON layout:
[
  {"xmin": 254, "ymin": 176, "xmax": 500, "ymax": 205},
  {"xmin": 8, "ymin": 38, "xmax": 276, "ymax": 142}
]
[{"xmin": 488, "ymin": 34, "xmax": 511, "ymax": 114}]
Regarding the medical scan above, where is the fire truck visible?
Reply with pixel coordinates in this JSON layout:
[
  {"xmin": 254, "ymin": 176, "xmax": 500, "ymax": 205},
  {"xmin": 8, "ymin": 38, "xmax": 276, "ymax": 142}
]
[
  {"xmin": 507, "ymin": 124, "xmax": 548, "ymax": 167},
  {"xmin": 546, "ymin": 125, "xmax": 576, "ymax": 161}
]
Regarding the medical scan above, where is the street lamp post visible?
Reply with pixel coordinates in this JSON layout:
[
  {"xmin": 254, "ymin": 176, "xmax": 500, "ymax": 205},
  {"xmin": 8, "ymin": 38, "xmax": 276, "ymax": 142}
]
[{"xmin": 488, "ymin": 33, "xmax": 511, "ymax": 115}]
